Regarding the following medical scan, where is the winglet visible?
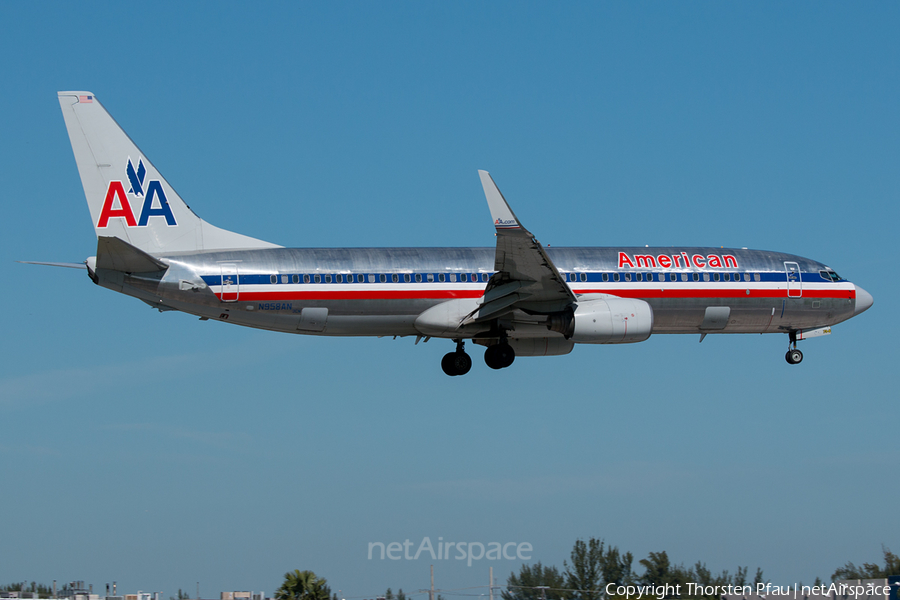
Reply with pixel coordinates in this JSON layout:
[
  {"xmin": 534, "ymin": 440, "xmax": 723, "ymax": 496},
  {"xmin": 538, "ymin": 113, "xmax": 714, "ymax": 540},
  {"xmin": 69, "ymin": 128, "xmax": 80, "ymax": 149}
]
[{"xmin": 479, "ymin": 170, "xmax": 522, "ymax": 231}]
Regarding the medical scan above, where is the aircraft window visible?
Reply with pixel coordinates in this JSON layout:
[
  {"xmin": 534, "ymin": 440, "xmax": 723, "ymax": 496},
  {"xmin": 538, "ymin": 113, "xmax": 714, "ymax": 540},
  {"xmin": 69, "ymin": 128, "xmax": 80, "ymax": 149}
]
[
  {"xmin": 613, "ymin": 273, "xmax": 620, "ymax": 282},
  {"xmin": 602, "ymin": 273, "xmax": 609, "ymax": 282},
  {"xmin": 336, "ymin": 274, "xmax": 344, "ymax": 283},
  {"xmin": 292, "ymin": 274, "xmax": 299, "ymax": 284},
  {"xmin": 415, "ymin": 273, "xmax": 422, "ymax": 283},
  {"xmin": 354, "ymin": 274, "xmax": 361, "ymax": 283},
  {"xmin": 325, "ymin": 274, "xmax": 332, "ymax": 283},
  {"xmin": 481, "ymin": 274, "xmax": 488, "ymax": 282},
  {"xmin": 270, "ymin": 275, "xmax": 277, "ymax": 284},
  {"xmin": 713, "ymin": 273, "xmax": 720, "ymax": 282},
  {"xmin": 744, "ymin": 273, "xmax": 751, "ymax": 282},
  {"xmin": 624, "ymin": 273, "xmax": 632, "ymax": 282},
  {"xmin": 636, "ymin": 273, "xmax": 643, "ymax": 282},
  {"xmin": 692, "ymin": 273, "xmax": 700, "ymax": 282},
  {"xmin": 703, "ymin": 273, "xmax": 710, "ymax": 282},
  {"xmin": 380, "ymin": 274, "xmax": 387, "ymax": 283},
  {"xmin": 392, "ymin": 274, "xmax": 399, "ymax": 283},
  {"xmin": 439, "ymin": 273, "xmax": 446, "ymax": 283},
  {"xmin": 403, "ymin": 274, "xmax": 410, "ymax": 283},
  {"xmin": 280, "ymin": 275, "xmax": 287, "ymax": 284},
  {"xmin": 471, "ymin": 273, "xmax": 477, "ymax": 281},
  {"xmin": 314, "ymin": 274, "xmax": 321, "ymax": 283},
  {"xmin": 427, "ymin": 273, "xmax": 434, "ymax": 282},
  {"xmin": 580, "ymin": 273, "xmax": 587, "ymax": 282},
  {"xmin": 304, "ymin": 274, "xmax": 311, "ymax": 283},
  {"xmin": 754, "ymin": 273, "xmax": 761, "ymax": 282},
  {"xmin": 820, "ymin": 269, "xmax": 841, "ymax": 282},
  {"xmin": 449, "ymin": 273, "xmax": 457, "ymax": 282},
  {"xmin": 670, "ymin": 273, "xmax": 678, "ymax": 282},
  {"xmin": 460, "ymin": 274, "xmax": 468, "ymax": 282}
]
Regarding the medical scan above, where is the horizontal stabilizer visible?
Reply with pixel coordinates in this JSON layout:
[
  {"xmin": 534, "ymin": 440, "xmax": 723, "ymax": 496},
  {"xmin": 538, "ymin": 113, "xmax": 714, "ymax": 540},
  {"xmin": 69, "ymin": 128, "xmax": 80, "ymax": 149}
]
[
  {"xmin": 17, "ymin": 261, "xmax": 87, "ymax": 269},
  {"xmin": 96, "ymin": 236, "xmax": 168, "ymax": 272}
]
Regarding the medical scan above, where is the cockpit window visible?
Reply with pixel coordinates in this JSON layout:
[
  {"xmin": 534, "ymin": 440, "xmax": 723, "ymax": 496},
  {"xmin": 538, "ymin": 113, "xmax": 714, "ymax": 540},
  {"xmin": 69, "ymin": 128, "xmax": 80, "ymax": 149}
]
[{"xmin": 819, "ymin": 269, "xmax": 842, "ymax": 282}]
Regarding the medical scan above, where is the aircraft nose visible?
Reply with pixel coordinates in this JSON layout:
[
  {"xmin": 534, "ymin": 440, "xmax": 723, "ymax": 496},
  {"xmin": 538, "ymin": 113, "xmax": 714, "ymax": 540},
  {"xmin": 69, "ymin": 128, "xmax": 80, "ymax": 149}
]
[{"xmin": 854, "ymin": 285, "xmax": 873, "ymax": 316}]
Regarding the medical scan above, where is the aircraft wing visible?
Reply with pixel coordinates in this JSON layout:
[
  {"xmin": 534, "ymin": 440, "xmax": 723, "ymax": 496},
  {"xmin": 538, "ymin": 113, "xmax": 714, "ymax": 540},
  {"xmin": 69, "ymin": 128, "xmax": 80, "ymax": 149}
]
[{"xmin": 464, "ymin": 171, "xmax": 575, "ymax": 324}]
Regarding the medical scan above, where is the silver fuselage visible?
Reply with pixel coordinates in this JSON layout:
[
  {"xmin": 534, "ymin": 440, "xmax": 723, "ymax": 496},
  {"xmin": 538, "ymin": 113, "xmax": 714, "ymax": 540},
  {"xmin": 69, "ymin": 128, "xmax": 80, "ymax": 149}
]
[{"xmin": 90, "ymin": 245, "xmax": 864, "ymax": 340}]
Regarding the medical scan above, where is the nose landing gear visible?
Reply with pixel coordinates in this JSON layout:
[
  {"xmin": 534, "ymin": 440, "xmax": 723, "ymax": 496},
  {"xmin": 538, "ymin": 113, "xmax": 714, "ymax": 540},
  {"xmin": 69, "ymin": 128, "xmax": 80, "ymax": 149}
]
[
  {"xmin": 441, "ymin": 339, "xmax": 472, "ymax": 376},
  {"xmin": 785, "ymin": 331, "xmax": 803, "ymax": 365}
]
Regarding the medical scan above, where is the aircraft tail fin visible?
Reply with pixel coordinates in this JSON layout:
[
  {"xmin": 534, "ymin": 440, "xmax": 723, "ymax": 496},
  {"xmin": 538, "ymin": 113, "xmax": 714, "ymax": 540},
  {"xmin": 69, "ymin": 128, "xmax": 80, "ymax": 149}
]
[{"xmin": 57, "ymin": 91, "xmax": 280, "ymax": 254}]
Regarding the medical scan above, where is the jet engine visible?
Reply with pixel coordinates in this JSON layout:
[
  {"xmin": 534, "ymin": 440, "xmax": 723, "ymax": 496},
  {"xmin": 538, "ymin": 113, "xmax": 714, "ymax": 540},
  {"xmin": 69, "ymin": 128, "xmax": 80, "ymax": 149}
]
[{"xmin": 547, "ymin": 297, "xmax": 653, "ymax": 344}]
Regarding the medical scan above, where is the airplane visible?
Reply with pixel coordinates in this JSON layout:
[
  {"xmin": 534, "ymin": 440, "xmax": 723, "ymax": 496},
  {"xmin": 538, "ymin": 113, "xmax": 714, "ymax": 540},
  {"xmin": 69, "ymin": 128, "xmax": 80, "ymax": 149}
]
[{"xmin": 38, "ymin": 91, "xmax": 872, "ymax": 376}]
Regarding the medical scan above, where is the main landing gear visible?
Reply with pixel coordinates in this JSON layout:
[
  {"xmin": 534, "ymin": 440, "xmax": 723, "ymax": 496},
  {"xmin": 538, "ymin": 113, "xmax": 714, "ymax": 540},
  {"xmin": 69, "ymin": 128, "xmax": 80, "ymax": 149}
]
[
  {"xmin": 484, "ymin": 342, "xmax": 515, "ymax": 370},
  {"xmin": 441, "ymin": 340, "xmax": 472, "ymax": 376},
  {"xmin": 785, "ymin": 331, "xmax": 803, "ymax": 365},
  {"xmin": 440, "ymin": 339, "xmax": 517, "ymax": 375}
]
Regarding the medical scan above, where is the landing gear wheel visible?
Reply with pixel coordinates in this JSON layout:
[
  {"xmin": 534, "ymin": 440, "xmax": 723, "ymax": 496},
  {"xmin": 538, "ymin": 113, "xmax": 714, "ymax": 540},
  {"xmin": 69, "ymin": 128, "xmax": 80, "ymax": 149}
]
[
  {"xmin": 441, "ymin": 352, "xmax": 457, "ymax": 375},
  {"xmin": 785, "ymin": 349, "xmax": 803, "ymax": 365},
  {"xmin": 452, "ymin": 351, "xmax": 472, "ymax": 375},
  {"xmin": 441, "ymin": 351, "xmax": 472, "ymax": 376},
  {"xmin": 442, "ymin": 340, "xmax": 472, "ymax": 376},
  {"xmin": 484, "ymin": 343, "xmax": 515, "ymax": 370}
]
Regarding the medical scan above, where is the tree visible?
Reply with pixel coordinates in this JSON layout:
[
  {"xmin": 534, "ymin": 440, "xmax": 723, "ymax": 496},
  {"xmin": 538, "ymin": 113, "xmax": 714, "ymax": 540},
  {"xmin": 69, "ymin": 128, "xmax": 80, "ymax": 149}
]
[
  {"xmin": 276, "ymin": 570, "xmax": 332, "ymax": 600},
  {"xmin": 170, "ymin": 590, "xmax": 192, "ymax": 600},
  {"xmin": 734, "ymin": 567, "xmax": 748, "ymax": 588},
  {"xmin": 503, "ymin": 562, "xmax": 572, "ymax": 600},
  {"xmin": 564, "ymin": 538, "xmax": 604, "ymax": 600},
  {"xmin": 600, "ymin": 547, "xmax": 634, "ymax": 587},
  {"xmin": 832, "ymin": 546, "xmax": 900, "ymax": 581},
  {"xmin": 638, "ymin": 551, "xmax": 691, "ymax": 589}
]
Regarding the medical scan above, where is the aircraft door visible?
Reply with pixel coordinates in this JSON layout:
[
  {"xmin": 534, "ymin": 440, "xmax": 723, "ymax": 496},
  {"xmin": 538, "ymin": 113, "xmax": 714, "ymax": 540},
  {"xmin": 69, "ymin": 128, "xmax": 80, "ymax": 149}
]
[
  {"xmin": 220, "ymin": 263, "xmax": 239, "ymax": 302},
  {"xmin": 785, "ymin": 262, "xmax": 802, "ymax": 298}
]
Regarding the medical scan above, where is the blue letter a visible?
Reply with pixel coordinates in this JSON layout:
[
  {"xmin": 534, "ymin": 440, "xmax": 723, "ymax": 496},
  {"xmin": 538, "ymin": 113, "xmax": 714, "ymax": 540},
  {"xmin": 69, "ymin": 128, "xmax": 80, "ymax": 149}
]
[{"xmin": 138, "ymin": 181, "xmax": 177, "ymax": 226}]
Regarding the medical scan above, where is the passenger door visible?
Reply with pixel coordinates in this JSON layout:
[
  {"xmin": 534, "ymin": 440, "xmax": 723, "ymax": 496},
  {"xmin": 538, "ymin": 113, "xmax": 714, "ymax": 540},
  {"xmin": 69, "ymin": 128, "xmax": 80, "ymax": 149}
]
[
  {"xmin": 220, "ymin": 263, "xmax": 239, "ymax": 302},
  {"xmin": 784, "ymin": 262, "xmax": 802, "ymax": 298}
]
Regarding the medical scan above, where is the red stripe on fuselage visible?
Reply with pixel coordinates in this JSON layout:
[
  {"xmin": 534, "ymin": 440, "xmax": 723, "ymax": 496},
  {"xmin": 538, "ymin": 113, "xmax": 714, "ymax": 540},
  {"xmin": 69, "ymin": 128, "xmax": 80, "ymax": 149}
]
[
  {"xmin": 213, "ymin": 287, "xmax": 855, "ymax": 302},
  {"xmin": 571, "ymin": 288, "xmax": 856, "ymax": 300}
]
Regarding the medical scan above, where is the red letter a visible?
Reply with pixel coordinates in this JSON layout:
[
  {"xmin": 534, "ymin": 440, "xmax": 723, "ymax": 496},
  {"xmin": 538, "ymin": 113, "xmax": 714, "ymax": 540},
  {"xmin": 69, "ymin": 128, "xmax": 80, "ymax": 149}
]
[{"xmin": 97, "ymin": 181, "xmax": 137, "ymax": 227}]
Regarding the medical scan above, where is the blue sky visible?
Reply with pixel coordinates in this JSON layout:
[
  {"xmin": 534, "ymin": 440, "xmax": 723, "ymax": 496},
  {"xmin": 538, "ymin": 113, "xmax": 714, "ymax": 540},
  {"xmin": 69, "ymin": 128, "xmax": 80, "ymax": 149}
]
[{"xmin": 1, "ymin": 2, "xmax": 898, "ymax": 598}]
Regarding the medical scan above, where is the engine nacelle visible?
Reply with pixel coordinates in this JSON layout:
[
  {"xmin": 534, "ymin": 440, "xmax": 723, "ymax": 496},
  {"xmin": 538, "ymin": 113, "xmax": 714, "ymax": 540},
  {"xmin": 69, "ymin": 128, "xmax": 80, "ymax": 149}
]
[{"xmin": 548, "ymin": 298, "xmax": 653, "ymax": 344}]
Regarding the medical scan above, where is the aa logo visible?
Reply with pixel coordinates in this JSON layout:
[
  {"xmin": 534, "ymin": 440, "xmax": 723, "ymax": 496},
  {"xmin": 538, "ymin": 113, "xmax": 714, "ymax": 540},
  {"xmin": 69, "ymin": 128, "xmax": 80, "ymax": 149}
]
[{"xmin": 97, "ymin": 157, "xmax": 177, "ymax": 228}]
